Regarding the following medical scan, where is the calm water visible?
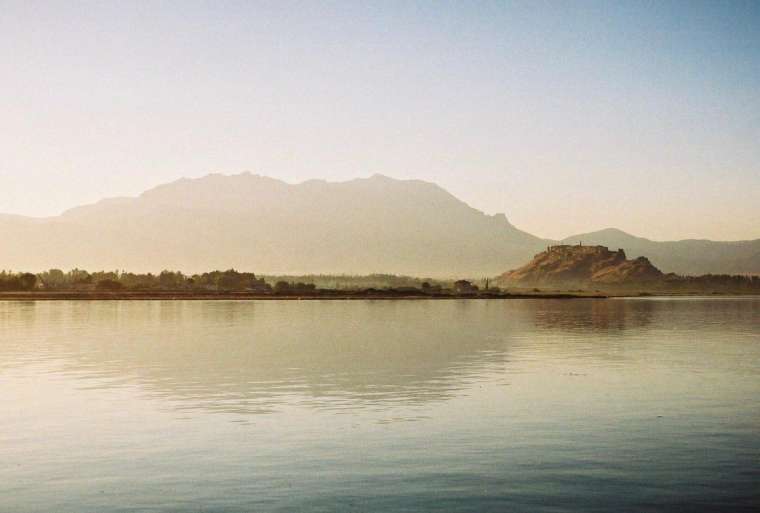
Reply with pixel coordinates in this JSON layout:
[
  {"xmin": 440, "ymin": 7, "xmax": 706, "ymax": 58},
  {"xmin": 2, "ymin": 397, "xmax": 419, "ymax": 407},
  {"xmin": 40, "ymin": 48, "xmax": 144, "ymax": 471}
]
[{"xmin": 1, "ymin": 298, "xmax": 759, "ymax": 512}]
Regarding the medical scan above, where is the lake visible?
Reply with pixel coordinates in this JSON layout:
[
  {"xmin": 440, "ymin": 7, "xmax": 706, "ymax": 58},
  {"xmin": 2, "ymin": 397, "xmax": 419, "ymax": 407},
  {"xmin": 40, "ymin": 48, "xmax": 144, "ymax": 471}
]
[{"xmin": 1, "ymin": 298, "xmax": 759, "ymax": 512}]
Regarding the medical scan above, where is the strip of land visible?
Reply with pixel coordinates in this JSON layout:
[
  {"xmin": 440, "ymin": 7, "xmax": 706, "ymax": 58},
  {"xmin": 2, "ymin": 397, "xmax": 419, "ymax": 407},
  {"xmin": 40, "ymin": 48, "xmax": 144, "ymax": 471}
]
[
  {"xmin": 3, "ymin": 250, "xmax": 757, "ymax": 300},
  {"xmin": 0, "ymin": 290, "xmax": 608, "ymax": 301}
]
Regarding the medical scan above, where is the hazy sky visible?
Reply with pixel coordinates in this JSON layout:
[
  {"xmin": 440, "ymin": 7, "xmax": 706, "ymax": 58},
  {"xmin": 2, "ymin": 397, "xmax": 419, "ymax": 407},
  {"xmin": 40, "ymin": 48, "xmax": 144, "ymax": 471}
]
[{"xmin": 2, "ymin": 1, "xmax": 759, "ymax": 240}]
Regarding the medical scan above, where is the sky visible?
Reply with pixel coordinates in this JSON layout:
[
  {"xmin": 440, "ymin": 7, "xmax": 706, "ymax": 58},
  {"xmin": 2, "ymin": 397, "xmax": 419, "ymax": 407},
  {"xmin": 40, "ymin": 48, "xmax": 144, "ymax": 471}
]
[{"xmin": 1, "ymin": 0, "xmax": 759, "ymax": 241}]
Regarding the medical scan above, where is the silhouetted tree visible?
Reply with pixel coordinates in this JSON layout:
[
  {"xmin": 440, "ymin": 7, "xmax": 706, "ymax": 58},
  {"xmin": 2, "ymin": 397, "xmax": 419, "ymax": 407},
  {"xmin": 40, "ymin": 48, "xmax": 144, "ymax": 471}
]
[
  {"xmin": 38, "ymin": 269, "xmax": 66, "ymax": 289},
  {"xmin": 274, "ymin": 281, "xmax": 291, "ymax": 293},
  {"xmin": 454, "ymin": 280, "xmax": 478, "ymax": 294},
  {"xmin": 18, "ymin": 273, "xmax": 37, "ymax": 290}
]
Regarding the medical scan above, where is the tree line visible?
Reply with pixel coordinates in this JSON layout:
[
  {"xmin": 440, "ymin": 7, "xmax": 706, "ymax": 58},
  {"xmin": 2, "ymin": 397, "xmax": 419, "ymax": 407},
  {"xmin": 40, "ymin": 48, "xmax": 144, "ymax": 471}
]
[
  {"xmin": 3, "ymin": 267, "xmax": 757, "ymax": 294},
  {"xmin": 0, "ymin": 269, "xmax": 271, "ymax": 292},
  {"xmin": 0, "ymin": 271, "xmax": 38, "ymax": 291},
  {"xmin": 0, "ymin": 269, "xmax": 473, "ymax": 293}
]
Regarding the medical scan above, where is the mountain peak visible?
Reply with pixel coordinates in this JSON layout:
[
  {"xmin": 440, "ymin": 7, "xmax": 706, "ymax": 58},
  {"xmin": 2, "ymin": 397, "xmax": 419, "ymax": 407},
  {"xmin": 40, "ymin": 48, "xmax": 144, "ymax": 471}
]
[{"xmin": 3, "ymin": 172, "xmax": 546, "ymax": 275}]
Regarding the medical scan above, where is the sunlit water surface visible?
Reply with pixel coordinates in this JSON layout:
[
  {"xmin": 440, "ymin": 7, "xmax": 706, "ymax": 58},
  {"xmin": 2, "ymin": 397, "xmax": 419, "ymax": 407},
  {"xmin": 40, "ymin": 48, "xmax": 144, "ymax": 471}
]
[{"xmin": 1, "ymin": 298, "xmax": 759, "ymax": 512}]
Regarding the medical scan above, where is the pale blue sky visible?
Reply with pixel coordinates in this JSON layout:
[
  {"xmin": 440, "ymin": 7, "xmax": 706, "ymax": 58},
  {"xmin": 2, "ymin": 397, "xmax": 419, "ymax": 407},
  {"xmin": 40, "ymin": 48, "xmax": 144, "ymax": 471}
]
[{"xmin": 1, "ymin": 1, "xmax": 759, "ymax": 240}]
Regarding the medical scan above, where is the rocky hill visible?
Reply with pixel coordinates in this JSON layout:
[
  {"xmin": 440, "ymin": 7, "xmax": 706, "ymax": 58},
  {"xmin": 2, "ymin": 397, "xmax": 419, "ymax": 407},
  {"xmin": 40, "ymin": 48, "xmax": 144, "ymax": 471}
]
[{"xmin": 497, "ymin": 244, "xmax": 664, "ymax": 288}]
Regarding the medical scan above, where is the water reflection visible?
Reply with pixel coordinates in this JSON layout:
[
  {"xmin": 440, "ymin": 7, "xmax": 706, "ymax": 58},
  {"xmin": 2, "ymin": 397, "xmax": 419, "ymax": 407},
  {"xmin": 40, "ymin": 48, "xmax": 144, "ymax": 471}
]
[
  {"xmin": 3, "ymin": 298, "xmax": 759, "ymax": 513},
  {"xmin": 2, "ymin": 301, "xmax": 518, "ymax": 414},
  {"xmin": 528, "ymin": 298, "xmax": 655, "ymax": 332},
  {"xmin": 1, "ymin": 298, "xmax": 757, "ymax": 415}
]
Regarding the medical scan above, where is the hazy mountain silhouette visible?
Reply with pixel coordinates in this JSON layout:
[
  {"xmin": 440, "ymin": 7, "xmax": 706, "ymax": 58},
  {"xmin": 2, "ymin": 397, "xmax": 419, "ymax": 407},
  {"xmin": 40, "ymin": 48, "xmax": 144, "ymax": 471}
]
[
  {"xmin": 562, "ymin": 228, "xmax": 760, "ymax": 275},
  {"xmin": 0, "ymin": 173, "xmax": 545, "ymax": 276},
  {"xmin": 1, "ymin": 173, "xmax": 758, "ymax": 276}
]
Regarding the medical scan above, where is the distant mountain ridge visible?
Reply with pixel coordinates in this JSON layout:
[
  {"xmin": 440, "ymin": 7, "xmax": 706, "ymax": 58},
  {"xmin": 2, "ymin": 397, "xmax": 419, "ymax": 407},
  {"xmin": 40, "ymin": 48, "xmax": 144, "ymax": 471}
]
[
  {"xmin": 0, "ymin": 173, "xmax": 758, "ymax": 276},
  {"xmin": 0, "ymin": 173, "xmax": 545, "ymax": 276}
]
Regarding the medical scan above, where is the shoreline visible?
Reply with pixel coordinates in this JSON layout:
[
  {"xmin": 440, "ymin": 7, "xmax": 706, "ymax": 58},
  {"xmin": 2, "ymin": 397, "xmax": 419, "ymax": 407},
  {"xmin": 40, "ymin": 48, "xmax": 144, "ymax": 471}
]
[
  {"xmin": 0, "ymin": 291, "xmax": 608, "ymax": 301},
  {"xmin": 2, "ymin": 291, "xmax": 755, "ymax": 301}
]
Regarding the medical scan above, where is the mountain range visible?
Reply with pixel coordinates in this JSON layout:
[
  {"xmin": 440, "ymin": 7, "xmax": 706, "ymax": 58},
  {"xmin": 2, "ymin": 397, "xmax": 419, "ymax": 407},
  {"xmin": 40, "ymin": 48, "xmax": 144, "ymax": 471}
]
[{"xmin": 1, "ymin": 173, "xmax": 758, "ymax": 277}]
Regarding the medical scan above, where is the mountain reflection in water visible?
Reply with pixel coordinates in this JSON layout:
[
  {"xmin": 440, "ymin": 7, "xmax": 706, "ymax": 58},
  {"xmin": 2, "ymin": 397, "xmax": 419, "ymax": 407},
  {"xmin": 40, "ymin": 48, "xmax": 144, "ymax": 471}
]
[
  {"xmin": 3, "ymin": 298, "xmax": 750, "ymax": 417},
  {"xmin": 2, "ymin": 298, "xmax": 759, "ymax": 513}
]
